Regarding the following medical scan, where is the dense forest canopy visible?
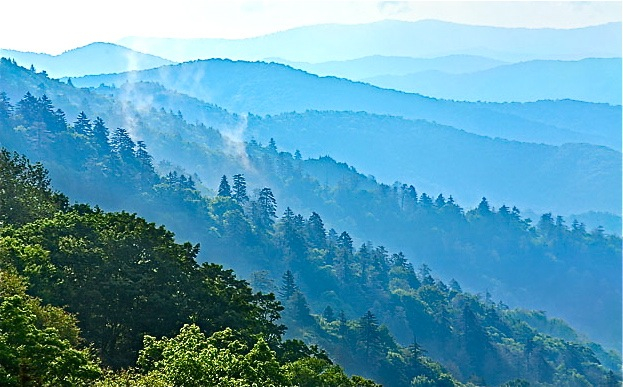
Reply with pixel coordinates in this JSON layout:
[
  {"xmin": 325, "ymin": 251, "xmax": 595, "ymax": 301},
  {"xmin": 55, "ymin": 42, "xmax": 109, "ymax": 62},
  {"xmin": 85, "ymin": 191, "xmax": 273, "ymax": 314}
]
[{"xmin": 0, "ymin": 80, "xmax": 620, "ymax": 385}]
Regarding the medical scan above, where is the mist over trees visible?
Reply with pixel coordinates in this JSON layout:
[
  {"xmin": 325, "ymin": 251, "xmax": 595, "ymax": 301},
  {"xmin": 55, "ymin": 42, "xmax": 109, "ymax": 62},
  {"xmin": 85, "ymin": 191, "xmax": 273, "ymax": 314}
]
[{"xmin": 0, "ymin": 85, "xmax": 620, "ymax": 385}]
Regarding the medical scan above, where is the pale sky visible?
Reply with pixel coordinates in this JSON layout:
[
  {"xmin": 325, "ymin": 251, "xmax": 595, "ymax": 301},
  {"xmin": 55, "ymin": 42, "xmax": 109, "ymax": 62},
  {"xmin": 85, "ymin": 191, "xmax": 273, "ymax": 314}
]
[{"xmin": 2, "ymin": 1, "xmax": 621, "ymax": 55}]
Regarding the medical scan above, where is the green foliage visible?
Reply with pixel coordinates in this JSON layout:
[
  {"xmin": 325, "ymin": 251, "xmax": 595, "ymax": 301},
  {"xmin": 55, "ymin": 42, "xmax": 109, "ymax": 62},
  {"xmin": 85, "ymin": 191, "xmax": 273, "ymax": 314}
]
[
  {"xmin": 135, "ymin": 324, "xmax": 285, "ymax": 386},
  {"xmin": 95, "ymin": 324, "xmax": 377, "ymax": 386},
  {"xmin": 0, "ymin": 149, "xmax": 67, "ymax": 227},
  {"xmin": 0, "ymin": 147, "xmax": 377, "ymax": 385},
  {"xmin": 0, "ymin": 270, "xmax": 101, "ymax": 386},
  {"xmin": 3, "ymin": 207, "xmax": 287, "ymax": 369}
]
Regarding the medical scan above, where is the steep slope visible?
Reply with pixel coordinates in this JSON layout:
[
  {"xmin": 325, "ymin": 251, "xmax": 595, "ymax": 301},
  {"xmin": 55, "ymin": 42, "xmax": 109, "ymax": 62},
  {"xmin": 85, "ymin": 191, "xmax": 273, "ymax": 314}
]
[
  {"xmin": 72, "ymin": 59, "xmax": 621, "ymax": 151},
  {"xmin": 0, "ymin": 42, "xmax": 174, "ymax": 78},
  {"xmin": 2, "ymin": 58, "xmax": 621, "ymax": 353},
  {"xmin": 365, "ymin": 58, "xmax": 622, "ymax": 104},
  {"xmin": 117, "ymin": 20, "xmax": 621, "ymax": 63},
  {"xmin": 1, "ymin": 98, "xmax": 620, "ymax": 385}
]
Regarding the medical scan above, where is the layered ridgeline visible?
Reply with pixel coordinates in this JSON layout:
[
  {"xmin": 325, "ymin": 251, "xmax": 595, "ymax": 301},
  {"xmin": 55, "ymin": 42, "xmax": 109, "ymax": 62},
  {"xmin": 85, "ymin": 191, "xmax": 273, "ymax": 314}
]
[
  {"xmin": 271, "ymin": 57, "xmax": 622, "ymax": 105},
  {"xmin": 70, "ymin": 62, "xmax": 622, "ymax": 218},
  {"xmin": 0, "ymin": 61, "xmax": 621, "ymax": 385},
  {"xmin": 117, "ymin": 20, "xmax": 621, "ymax": 63},
  {"xmin": 268, "ymin": 55, "xmax": 509, "ymax": 81},
  {"xmin": 72, "ymin": 59, "xmax": 622, "ymax": 151},
  {"xmin": 363, "ymin": 58, "xmax": 622, "ymax": 105},
  {"xmin": 1, "ymin": 58, "xmax": 621, "ymax": 351}
]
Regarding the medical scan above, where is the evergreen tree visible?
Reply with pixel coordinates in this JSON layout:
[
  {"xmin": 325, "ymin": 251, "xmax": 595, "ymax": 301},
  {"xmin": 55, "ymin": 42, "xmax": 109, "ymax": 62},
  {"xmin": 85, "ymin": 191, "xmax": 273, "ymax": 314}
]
[
  {"xmin": 73, "ymin": 111, "xmax": 92, "ymax": 136},
  {"xmin": 477, "ymin": 197, "xmax": 492, "ymax": 216},
  {"xmin": 110, "ymin": 127, "xmax": 136, "ymax": 161},
  {"xmin": 254, "ymin": 187, "xmax": 277, "ymax": 229},
  {"xmin": 417, "ymin": 264, "xmax": 435, "ymax": 286},
  {"xmin": 91, "ymin": 116, "xmax": 111, "ymax": 155},
  {"xmin": 322, "ymin": 305, "xmax": 336, "ymax": 322},
  {"xmin": 337, "ymin": 231, "xmax": 353, "ymax": 254},
  {"xmin": 268, "ymin": 137, "xmax": 277, "ymax": 153},
  {"xmin": 232, "ymin": 174, "xmax": 249, "ymax": 203},
  {"xmin": 434, "ymin": 194, "xmax": 446, "ymax": 208},
  {"xmin": 419, "ymin": 193, "xmax": 433, "ymax": 208},
  {"xmin": 0, "ymin": 92, "xmax": 12, "ymax": 125},
  {"xmin": 359, "ymin": 310, "xmax": 382, "ymax": 363},
  {"xmin": 279, "ymin": 270, "xmax": 298, "ymax": 300},
  {"xmin": 449, "ymin": 279, "xmax": 462, "ymax": 293},
  {"xmin": 38, "ymin": 94, "xmax": 61, "ymax": 133},
  {"xmin": 52, "ymin": 108, "xmax": 68, "ymax": 133},
  {"xmin": 306, "ymin": 211, "xmax": 327, "ymax": 249},
  {"xmin": 279, "ymin": 208, "xmax": 306, "ymax": 260},
  {"xmin": 407, "ymin": 185, "xmax": 418, "ymax": 203},
  {"xmin": 217, "ymin": 175, "xmax": 232, "ymax": 197},
  {"xmin": 338, "ymin": 310, "xmax": 348, "ymax": 338},
  {"xmin": 15, "ymin": 92, "xmax": 40, "ymax": 125},
  {"xmin": 135, "ymin": 141, "xmax": 154, "ymax": 173}
]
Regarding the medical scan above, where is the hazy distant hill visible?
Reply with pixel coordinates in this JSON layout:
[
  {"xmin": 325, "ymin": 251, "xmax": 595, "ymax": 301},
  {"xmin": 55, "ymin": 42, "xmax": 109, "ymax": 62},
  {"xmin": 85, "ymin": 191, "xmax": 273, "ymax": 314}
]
[
  {"xmin": 270, "ymin": 54, "xmax": 508, "ymax": 80},
  {"xmin": 0, "ymin": 42, "xmax": 174, "ymax": 78},
  {"xmin": 73, "ymin": 59, "xmax": 622, "ymax": 151},
  {"xmin": 118, "ymin": 20, "xmax": 621, "ymax": 63},
  {"xmin": 245, "ymin": 111, "xmax": 621, "ymax": 216},
  {"xmin": 365, "ymin": 58, "xmax": 622, "ymax": 104}
]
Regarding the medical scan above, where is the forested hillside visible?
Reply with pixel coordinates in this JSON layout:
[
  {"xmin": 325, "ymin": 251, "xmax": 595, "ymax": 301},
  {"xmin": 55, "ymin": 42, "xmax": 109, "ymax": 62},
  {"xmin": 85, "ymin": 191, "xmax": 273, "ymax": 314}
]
[
  {"xmin": 0, "ymin": 150, "xmax": 384, "ymax": 386},
  {"xmin": 0, "ymin": 62, "xmax": 621, "ymax": 385}
]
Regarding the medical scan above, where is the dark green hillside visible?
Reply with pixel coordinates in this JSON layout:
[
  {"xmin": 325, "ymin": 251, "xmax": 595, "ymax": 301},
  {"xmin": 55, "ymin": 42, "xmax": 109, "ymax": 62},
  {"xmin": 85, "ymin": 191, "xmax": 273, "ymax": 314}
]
[
  {"xmin": 0, "ymin": 88, "xmax": 620, "ymax": 385},
  {"xmin": 0, "ymin": 151, "xmax": 382, "ymax": 386},
  {"xmin": 485, "ymin": 98, "xmax": 622, "ymax": 148}
]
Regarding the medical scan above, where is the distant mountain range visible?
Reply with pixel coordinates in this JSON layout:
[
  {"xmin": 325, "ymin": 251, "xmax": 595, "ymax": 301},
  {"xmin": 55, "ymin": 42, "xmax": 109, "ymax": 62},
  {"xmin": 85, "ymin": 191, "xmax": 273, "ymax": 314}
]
[
  {"xmin": 0, "ymin": 42, "xmax": 174, "ymax": 78},
  {"xmin": 72, "ymin": 59, "xmax": 622, "ymax": 152},
  {"xmin": 118, "ymin": 20, "xmax": 622, "ymax": 63},
  {"xmin": 269, "ymin": 54, "xmax": 508, "ymax": 79},
  {"xmin": 363, "ymin": 58, "xmax": 622, "ymax": 104}
]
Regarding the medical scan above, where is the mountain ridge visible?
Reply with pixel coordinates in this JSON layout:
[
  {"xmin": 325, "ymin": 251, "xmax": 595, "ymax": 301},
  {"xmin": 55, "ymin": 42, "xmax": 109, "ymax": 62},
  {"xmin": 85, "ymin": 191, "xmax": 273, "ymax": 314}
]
[
  {"xmin": 117, "ymin": 19, "xmax": 622, "ymax": 63},
  {"xmin": 0, "ymin": 42, "xmax": 175, "ymax": 78},
  {"xmin": 363, "ymin": 57, "xmax": 622, "ymax": 104}
]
